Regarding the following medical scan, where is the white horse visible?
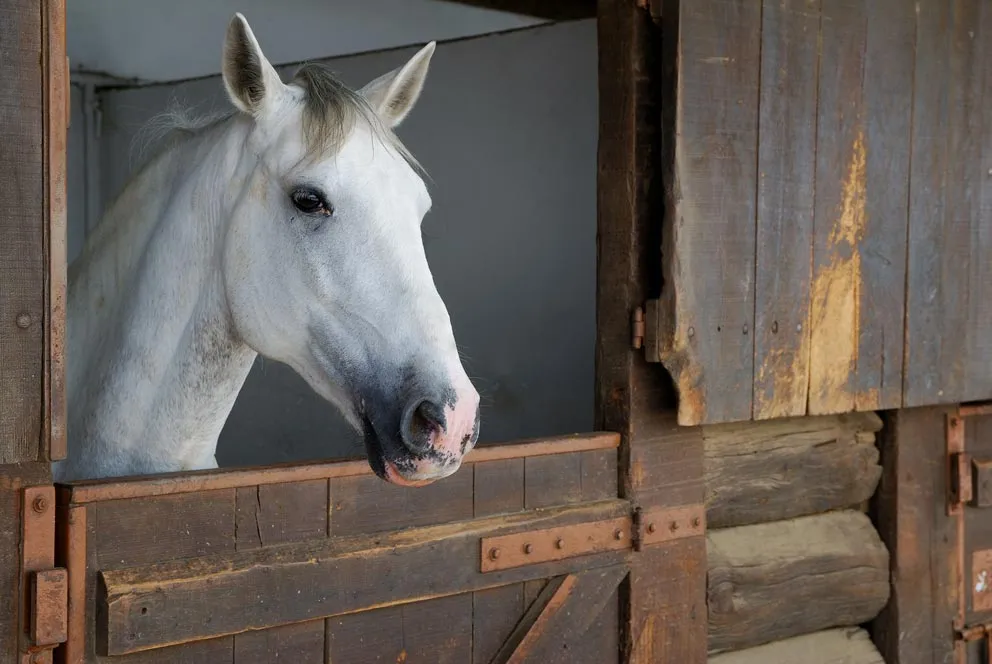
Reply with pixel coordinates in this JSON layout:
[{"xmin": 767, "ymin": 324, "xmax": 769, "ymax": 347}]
[{"xmin": 54, "ymin": 14, "xmax": 480, "ymax": 486}]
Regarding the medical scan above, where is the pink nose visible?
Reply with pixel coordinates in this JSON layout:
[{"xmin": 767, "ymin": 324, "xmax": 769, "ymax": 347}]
[{"xmin": 399, "ymin": 389, "xmax": 480, "ymax": 462}]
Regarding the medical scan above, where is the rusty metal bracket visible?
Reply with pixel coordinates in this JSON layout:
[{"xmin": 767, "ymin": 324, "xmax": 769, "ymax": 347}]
[
  {"xmin": 638, "ymin": 504, "xmax": 705, "ymax": 547},
  {"xmin": 948, "ymin": 414, "xmax": 972, "ymax": 515},
  {"xmin": 20, "ymin": 486, "xmax": 64, "ymax": 664},
  {"xmin": 480, "ymin": 516, "xmax": 631, "ymax": 573}
]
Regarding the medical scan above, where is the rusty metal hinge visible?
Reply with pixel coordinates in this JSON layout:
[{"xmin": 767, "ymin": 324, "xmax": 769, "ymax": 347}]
[
  {"xmin": 632, "ymin": 300, "xmax": 661, "ymax": 362},
  {"xmin": 480, "ymin": 504, "xmax": 705, "ymax": 572},
  {"xmin": 631, "ymin": 307, "xmax": 645, "ymax": 350},
  {"xmin": 948, "ymin": 414, "xmax": 972, "ymax": 515},
  {"xmin": 21, "ymin": 486, "xmax": 67, "ymax": 664}
]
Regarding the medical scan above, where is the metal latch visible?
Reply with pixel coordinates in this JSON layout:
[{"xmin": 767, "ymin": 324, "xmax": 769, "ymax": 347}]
[
  {"xmin": 21, "ymin": 486, "xmax": 67, "ymax": 664},
  {"xmin": 947, "ymin": 415, "xmax": 971, "ymax": 515}
]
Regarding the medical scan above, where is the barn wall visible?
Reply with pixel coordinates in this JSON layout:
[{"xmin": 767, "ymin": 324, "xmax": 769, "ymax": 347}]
[{"xmin": 65, "ymin": 20, "xmax": 600, "ymax": 467}]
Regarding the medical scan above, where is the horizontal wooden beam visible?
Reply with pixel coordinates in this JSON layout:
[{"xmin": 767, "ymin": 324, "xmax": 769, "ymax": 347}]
[
  {"xmin": 98, "ymin": 499, "xmax": 632, "ymax": 655},
  {"xmin": 437, "ymin": 0, "xmax": 596, "ymax": 20},
  {"xmin": 60, "ymin": 431, "xmax": 620, "ymax": 504}
]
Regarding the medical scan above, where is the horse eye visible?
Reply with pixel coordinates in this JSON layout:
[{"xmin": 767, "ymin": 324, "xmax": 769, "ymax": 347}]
[{"xmin": 290, "ymin": 188, "xmax": 332, "ymax": 216}]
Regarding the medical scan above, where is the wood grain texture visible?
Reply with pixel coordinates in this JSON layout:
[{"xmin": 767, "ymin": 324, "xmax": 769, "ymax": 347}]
[
  {"xmin": 704, "ymin": 412, "xmax": 883, "ymax": 528},
  {"xmin": 234, "ymin": 480, "xmax": 327, "ymax": 551},
  {"xmin": 854, "ymin": 0, "xmax": 914, "ymax": 411},
  {"xmin": 708, "ymin": 627, "xmax": 884, "ymax": 664},
  {"xmin": 807, "ymin": 0, "xmax": 868, "ymax": 415},
  {"xmin": 233, "ymin": 620, "xmax": 323, "ymax": 664},
  {"xmin": 0, "ymin": 0, "xmax": 45, "ymax": 463},
  {"xmin": 658, "ymin": 0, "xmax": 762, "ymax": 425},
  {"xmin": 870, "ymin": 407, "xmax": 958, "ymax": 664},
  {"xmin": 707, "ymin": 510, "xmax": 890, "ymax": 654},
  {"xmin": 752, "ymin": 0, "xmax": 820, "ymax": 420},
  {"xmin": 597, "ymin": 0, "xmax": 707, "ymax": 661},
  {"xmin": 971, "ymin": 0, "xmax": 992, "ymax": 404}
]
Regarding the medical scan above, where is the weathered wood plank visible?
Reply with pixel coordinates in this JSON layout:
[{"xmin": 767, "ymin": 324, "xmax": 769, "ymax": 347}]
[
  {"xmin": 854, "ymin": 0, "xmax": 914, "ymax": 411},
  {"xmin": 93, "ymin": 489, "xmax": 236, "ymax": 567},
  {"xmin": 704, "ymin": 412, "xmax": 883, "ymax": 528},
  {"xmin": 972, "ymin": 0, "xmax": 992, "ymax": 402},
  {"xmin": 707, "ymin": 510, "xmax": 890, "ymax": 654},
  {"xmin": 752, "ymin": 0, "xmax": 820, "ymax": 420},
  {"xmin": 100, "ymin": 500, "xmax": 632, "ymax": 654},
  {"xmin": 807, "ymin": 0, "xmax": 868, "ymax": 415},
  {"xmin": 709, "ymin": 628, "xmax": 884, "ymax": 664},
  {"xmin": 871, "ymin": 408, "xmax": 958, "ymax": 663},
  {"xmin": 233, "ymin": 620, "xmax": 323, "ymax": 663},
  {"xmin": 0, "ymin": 0, "xmax": 45, "ymax": 463},
  {"xmin": 902, "ymin": 0, "xmax": 952, "ymax": 407},
  {"xmin": 493, "ymin": 566, "xmax": 626, "ymax": 664},
  {"xmin": 109, "ymin": 637, "xmax": 234, "ymax": 664},
  {"xmin": 474, "ymin": 584, "xmax": 526, "ymax": 664},
  {"xmin": 234, "ymin": 480, "xmax": 328, "ymax": 551},
  {"xmin": 524, "ymin": 452, "xmax": 582, "ymax": 509},
  {"xmin": 657, "ymin": 0, "xmax": 762, "ymax": 425},
  {"xmin": 474, "ymin": 458, "xmax": 525, "ymax": 517}
]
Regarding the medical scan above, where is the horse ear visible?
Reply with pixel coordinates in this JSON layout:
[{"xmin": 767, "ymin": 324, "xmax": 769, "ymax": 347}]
[
  {"xmin": 359, "ymin": 41, "xmax": 436, "ymax": 128},
  {"xmin": 222, "ymin": 13, "xmax": 285, "ymax": 116}
]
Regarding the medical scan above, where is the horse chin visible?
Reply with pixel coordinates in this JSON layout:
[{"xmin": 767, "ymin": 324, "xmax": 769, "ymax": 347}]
[{"xmin": 361, "ymin": 416, "xmax": 453, "ymax": 487}]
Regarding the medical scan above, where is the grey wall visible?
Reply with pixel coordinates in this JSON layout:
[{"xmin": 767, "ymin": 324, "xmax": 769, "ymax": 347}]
[{"xmin": 67, "ymin": 20, "xmax": 599, "ymax": 467}]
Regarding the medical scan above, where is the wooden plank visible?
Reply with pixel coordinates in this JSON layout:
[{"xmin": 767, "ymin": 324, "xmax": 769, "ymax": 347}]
[
  {"xmin": 902, "ymin": 0, "xmax": 952, "ymax": 407},
  {"xmin": 972, "ymin": 0, "xmax": 992, "ymax": 403},
  {"xmin": 704, "ymin": 412, "xmax": 883, "ymax": 528},
  {"xmin": 853, "ymin": 0, "xmax": 914, "ymax": 411},
  {"xmin": 871, "ymin": 407, "xmax": 958, "ymax": 664},
  {"xmin": 524, "ymin": 452, "xmax": 582, "ymax": 509},
  {"xmin": 580, "ymin": 448, "xmax": 618, "ymax": 501},
  {"xmin": 55, "ymin": 503, "xmax": 86, "ymax": 664},
  {"xmin": 330, "ymin": 464, "xmax": 474, "ymax": 536},
  {"xmin": 707, "ymin": 510, "xmax": 890, "ymax": 654},
  {"xmin": 0, "ymin": 0, "xmax": 45, "ymax": 464},
  {"xmin": 326, "ymin": 605, "xmax": 404, "ymax": 663},
  {"xmin": 656, "ymin": 0, "xmax": 762, "ymax": 425},
  {"xmin": 234, "ymin": 480, "xmax": 328, "ymax": 551},
  {"xmin": 233, "ymin": 620, "xmax": 324, "ymax": 663},
  {"xmin": 474, "ymin": 458, "xmax": 525, "ymax": 517},
  {"xmin": 807, "ymin": 0, "xmax": 868, "ymax": 415},
  {"xmin": 61, "ymin": 433, "xmax": 620, "ymax": 504},
  {"xmin": 493, "ymin": 566, "xmax": 626, "ymax": 664},
  {"xmin": 597, "ymin": 0, "xmax": 707, "ymax": 661},
  {"xmin": 474, "ymin": 584, "xmax": 526, "ymax": 664},
  {"xmin": 99, "ymin": 500, "xmax": 632, "ymax": 654},
  {"xmin": 108, "ymin": 637, "xmax": 234, "ymax": 664},
  {"xmin": 709, "ymin": 627, "xmax": 884, "ymax": 664},
  {"xmin": 93, "ymin": 490, "xmax": 236, "ymax": 567},
  {"xmin": 751, "ymin": 0, "xmax": 820, "ymax": 420}
]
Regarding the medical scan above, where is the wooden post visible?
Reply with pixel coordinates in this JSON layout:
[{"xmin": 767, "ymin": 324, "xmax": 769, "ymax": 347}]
[{"xmin": 596, "ymin": 1, "xmax": 708, "ymax": 662}]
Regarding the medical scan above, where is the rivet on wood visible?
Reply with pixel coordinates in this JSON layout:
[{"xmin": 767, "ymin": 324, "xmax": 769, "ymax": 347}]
[
  {"xmin": 646, "ymin": 522, "xmax": 656, "ymax": 534},
  {"xmin": 691, "ymin": 517, "xmax": 701, "ymax": 528},
  {"xmin": 489, "ymin": 547, "xmax": 501, "ymax": 560},
  {"xmin": 742, "ymin": 324, "xmax": 749, "ymax": 335},
  {"xmin": 523, "ymin": 543, "xmax": 533, "ymax": 554},
  {"xmin": 16, "ymin": 313, "xmax": 32, "ymax": 329},
  {"xmin": 669, "ymin": 521, "xmax": 679, "ymax": 532},
  {"xmin": 771, "ymin": 321, "xmax": 778, "ymax": 334},
  {"xmin": 614, "ymin": 529, "xmax": 624, "ymax": 541},
  {"xmin": 555, "ymin": 537, "xmax": 565, "ymax": 549},
  {"xmin": 687, "ymin": 326, "xmax": 695, "ymax": 338},
  {"xmin": 32, "ymin": 496, "xmax": 48, "ymax": 514}
]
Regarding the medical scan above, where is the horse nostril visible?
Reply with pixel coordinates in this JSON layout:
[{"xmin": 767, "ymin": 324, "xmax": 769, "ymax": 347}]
[{"xmin": 400, "ymin": 399, "xmax": 446, "ymax": 455}]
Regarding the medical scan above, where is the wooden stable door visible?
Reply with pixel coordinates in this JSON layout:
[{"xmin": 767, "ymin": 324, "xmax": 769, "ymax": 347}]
[{"xmin": 43, "ymin": 433, "xmax": 701, "ymax": 663}]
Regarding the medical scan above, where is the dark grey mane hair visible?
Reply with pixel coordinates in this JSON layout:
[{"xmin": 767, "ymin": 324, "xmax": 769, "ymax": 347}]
[{"xmin": 133, "ymin": 61, "xmax": 424, "ymax": 177}]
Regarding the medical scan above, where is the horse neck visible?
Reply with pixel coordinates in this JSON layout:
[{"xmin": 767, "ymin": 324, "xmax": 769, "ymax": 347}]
[{"xmin": 60, "ymin": 117, "xmax": 259, "ymax": 481}]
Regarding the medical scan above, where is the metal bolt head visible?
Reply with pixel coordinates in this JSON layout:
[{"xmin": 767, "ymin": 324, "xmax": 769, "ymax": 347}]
[
  {"xmin": 771, "ymin": 321, "xmax": 779, "ymax": 334},
  {"xmin": 646, "ymin": 522, "xmax": 657, "ymax": 534},
  {"xmin": 32, "ymin": 496, "xmax": 48, "ymax": 514},
  {"xmin": 555, "ymin": 537, "xmax": 565, "ymax": 549},
  {"xmin": 15, "ymin": 313, "xmax": 31, "ymax": 329},
  {"xmin": 691, "ymin": 517, "xmax": 701, "ymax": 528},
  {"xmin": 742, "ymin": 324, "xmax": 749, "ymax": 335},
  {"xmin": 489, "ymin": 547, "xmax": 500, "ymax": 560},
  {"xmin": 669, "ymin": 521, "xmax": 679, "ymax": 532},
  {"xmin": 523, "ymin": 543, "xmax": 533, "ymax": 554},
  {"xmin": 614, "ymin": 529, "xmax": 624, "ymax": 541},
  {"xmin": 687, "ymin": 326, "xmax": 695, "ymax": 339}
]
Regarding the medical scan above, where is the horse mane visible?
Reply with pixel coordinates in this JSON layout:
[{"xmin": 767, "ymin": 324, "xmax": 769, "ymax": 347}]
[{"xmin": 131, "ymin": 62, "xmax": 425, "ymax": 177}]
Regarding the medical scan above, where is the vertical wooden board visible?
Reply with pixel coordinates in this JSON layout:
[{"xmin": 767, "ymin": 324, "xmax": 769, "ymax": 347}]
[
  {"xmin": 473, "ymin": 458, "xmax": 525, "ymax": 517},
  {"xmin": 0, "ymin": 0, "xmax": 45, "ymax": 463},
  {"xmin": 963, "ymin": 415, "xmax": 992, "ymax": 623},
  {"xmin": 107, "ymin": 637, "xmax": 234, "ymax": 664},
  {"xmin": 330, "ymin": 468, "xmax": 474, "ymax": 536},
  {"xmin": 580, "ymin": 449, "xmax": 618, "ymax": 501},
  {"xmin": 94, "ymin": 490, "xmax": 236, "ymax": 567},
  {"xmin": 326, "ymin": 595, "xmax": 472, "ymax": 664},
  {"xmin": 870, "ymin": 408, "xmax": 957, "ymax": 664},
  {"xmin": 966, "ymin": 0, "xmax": 992, "ymax": 401},
  {"xmin": 524, "ymin": 452, "xmax": 582, "ymax": 509},
  {"xmin": 233, "ymin": 620, "xmax": 324, "ymax": 663},
  {"xmin": 662, "ymin": 0, "xmax": 761, "ymax": 425},
  {"xmin": 473, "ymin": 584, "xmax": 525, "ymax": 664},
  {"xmin": 854, "ymin": 0, "xmax": 914, "ymax": 411},
  {"xmin": 752, "ymin": 0, "xmax": 820, "ymax": 420},
  {"xmin": 807, "ymin": 0, "xmax": 868, "ymax": 415},
  {"xmin": 903, "ymin": 0, "xmax": 952, "ymax": 407},
  {"xmin": 568, "ymin": 585, "xmax": 620, "ymax": 664},
  {"xmin": 235, "ymin": 480, "xmax": 328, "ymax": 551}
]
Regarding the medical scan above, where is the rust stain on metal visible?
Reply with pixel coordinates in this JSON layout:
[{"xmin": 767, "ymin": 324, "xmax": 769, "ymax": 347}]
[
  {"xmin": 639, "ymin": 504, "xmax": 705, "ymax": 546},
  {"xmin": 58, "ymin": 505, "xmax": 86, "ymax": 664},
  {"xmin": 30, "ymin": 569, "xmax": 67, "ymax": 646},
  {"xmin": 505, "ymin": 574, "xmax": 578, "ymax": 664},
  {"xmin": 479, "ymin": 517, "xmax": 630, "ymax": 572},
  {"xmin": 808, "ymin": 129, "xmax": 866, "ymax": 415},
  {"xmin": 21, "ymin": 486, "xmax": 56, "ymax": 661}
]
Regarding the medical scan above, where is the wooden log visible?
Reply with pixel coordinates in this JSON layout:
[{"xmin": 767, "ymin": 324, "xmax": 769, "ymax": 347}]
[
  {"xmin": 707, "ymin": 510, "xmax": 890, "ymax": 654},
  {"xmin": 709, "ymin": 627, "xmax": 884, "ymax": 664},
  {"xmin": 704, "ymin": 412, "xmax": 883, "ymax": 529}
]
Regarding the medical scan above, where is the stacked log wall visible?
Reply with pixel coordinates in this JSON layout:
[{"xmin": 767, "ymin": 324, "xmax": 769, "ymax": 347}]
[{"xmin": 703, "ymin": 412, "xmax": 890, "ymax": 663}]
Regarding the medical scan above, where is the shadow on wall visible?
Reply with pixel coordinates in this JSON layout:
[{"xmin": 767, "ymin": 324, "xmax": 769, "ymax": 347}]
[{"xmin": 68, "ymin": 20, "xmax": 600, "ymax": 467}]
